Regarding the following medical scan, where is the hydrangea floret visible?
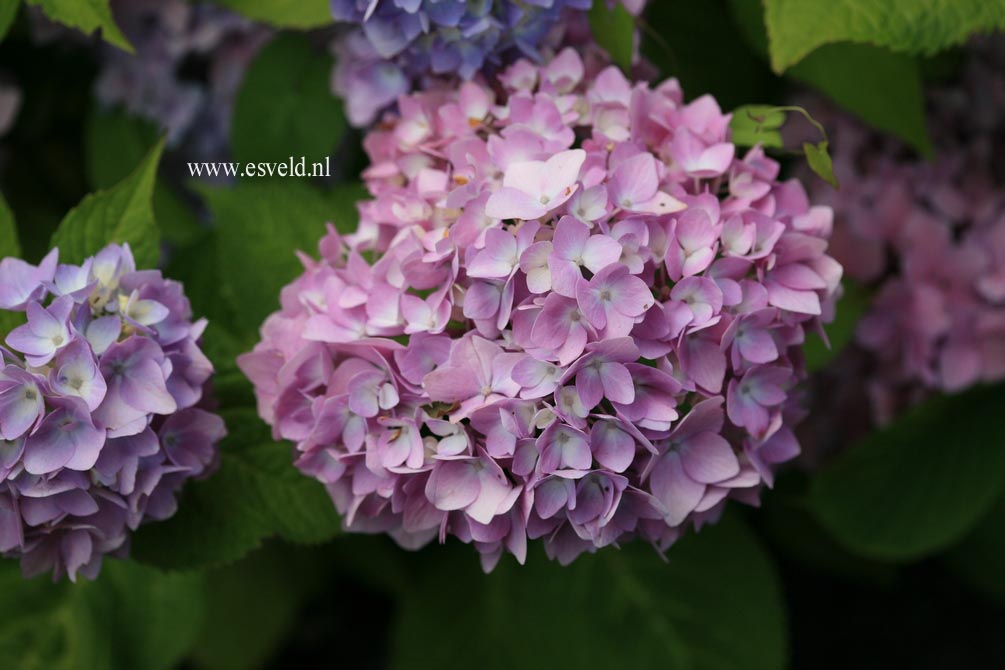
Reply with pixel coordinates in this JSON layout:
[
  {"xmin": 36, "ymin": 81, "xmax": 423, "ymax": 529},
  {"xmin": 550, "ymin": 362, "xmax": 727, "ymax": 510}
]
[
  {"xmin": 0, "ymin": 244, "xmax": 224, "ymax": 580},
  {"xmin": 240, "ymin": 48, "xmax": 842, "ymax": 569}
]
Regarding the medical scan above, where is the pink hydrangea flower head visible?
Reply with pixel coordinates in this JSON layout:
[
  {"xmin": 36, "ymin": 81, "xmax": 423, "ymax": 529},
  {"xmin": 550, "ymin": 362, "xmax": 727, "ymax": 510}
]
[
  {"xmin": 0, "ymin": 244, "xmax": 225, "ymax": 580},
  {"xmin": 797, "ymin": 37, "xmax": 1005, "ymax": 422},
  {"xmin": 241, "ymin": 48, "xmax": 841, "ymax": 570}
]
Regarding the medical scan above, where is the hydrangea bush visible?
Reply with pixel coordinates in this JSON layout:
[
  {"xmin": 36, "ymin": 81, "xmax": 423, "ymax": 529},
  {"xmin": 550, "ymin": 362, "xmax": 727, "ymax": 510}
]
[
  {"xmin": 94, "ymin": 0, "xmax": 270, "ymax": 159},
  {"xmin": 800, "ymin": 38, "xmax": 1005, "ymax": 423},
  {"xmin": 329, "ymin": 0, "xmax": 645, "ymax": 126},
  {"xmin": 0, "ymin": 244, "xmax": 224, "ymax": 580},
  {"xmin": 240, "ymin": 48, "xmax": 842, "ymax": 569}
]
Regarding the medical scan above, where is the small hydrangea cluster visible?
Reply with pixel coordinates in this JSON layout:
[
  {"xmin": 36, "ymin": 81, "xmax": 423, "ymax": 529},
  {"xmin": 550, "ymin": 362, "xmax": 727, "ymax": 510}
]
[
  {"xmin": 329, "ymin": 0, "xmax": 644, "ymax": 126},
  {"xmin": 240, "ymin": 48, "xmax": 841, "ymax": 569},
  {"xmin": 94, "ymin": 0, "xmax": 270, "ymax": 159},
  {"xmin": 0, "ymin": 244, "xmax": 224, "ymax": 580},
  {"xmin": 799, "ymin": 38, "xmax": 1005, "ymax": 422},
  {"xmin": 0, "ymin": 82, "xmax": 19, "ymax": 138}
]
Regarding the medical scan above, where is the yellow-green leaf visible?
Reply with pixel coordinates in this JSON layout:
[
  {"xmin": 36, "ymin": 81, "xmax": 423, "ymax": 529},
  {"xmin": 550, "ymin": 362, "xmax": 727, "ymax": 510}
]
[
  {"xmin": 803, "ymin": 140, "xmax": 838, "ymax": 189},
  {"xmin": 212, "ymin": 0, "xmax": 331, "ymax": 29},
  {"xmin": 25, "ymin": 0, "xmax": 132, "ymax": 53},
  {"xmin": 764, "ymin": 0, "xmax": 1005, "ymax": 73},
  {"xmin": 730, "ymin": 104, "xmax": 786, "ymax": 148}
]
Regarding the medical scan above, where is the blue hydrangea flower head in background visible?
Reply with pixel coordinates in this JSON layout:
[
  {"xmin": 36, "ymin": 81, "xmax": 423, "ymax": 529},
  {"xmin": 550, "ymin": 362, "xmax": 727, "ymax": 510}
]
[
  {"xmin": 94, "ymin": 0, "xmax": 271, "ymax": 161},
  {"xmin": 329, "ymin": 0, "xmax": 643, "ymax": 126}
]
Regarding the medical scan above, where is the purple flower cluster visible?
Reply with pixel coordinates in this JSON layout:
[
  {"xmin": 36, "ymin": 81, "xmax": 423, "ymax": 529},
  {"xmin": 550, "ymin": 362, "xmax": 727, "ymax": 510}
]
[
  {"xmin": 94, "ymin": 0, "xmax": 270, "ymax": 160},
  {"xmin": 329, "ymin": 0, "xmax": 644, "ymax": 126},
  {"xmin": 799, "ymin": 39, "xmax": 1005, "ymax": 422},
  {"xmin": 240, "ymin": 48, "xmax": 841, "ymax": 569},
  {"xmin": 0, "ymin": 244, "xmax": 224, "ymax": 580}
]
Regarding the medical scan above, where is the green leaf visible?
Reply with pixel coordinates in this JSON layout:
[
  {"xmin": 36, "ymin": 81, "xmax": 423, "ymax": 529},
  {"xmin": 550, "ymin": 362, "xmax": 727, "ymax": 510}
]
[
  {"xmin": 85, "ymin": 107, "xmax": 203, "ymax": 246},
  {"xmin": 802, "ymin": 140, "xmax": 838, "ymax": 189},
  {"xmin": 727, "ymin": 103, "xmax": 839, "ymax": 188},
  {"xmin": 51, "ymin": 138, "xmax": 164, "ymax": 268},
  {"xmin": 323, "ymin": 181, "xmax": 368, "ymax": 235},
  {"xmin": 944, "ymin": 493, "xmax": 1005, "ymax": 602},
  {"xmin": 211, "ymin": 0, "xmax": 331, "ymax": 29},
  {"xmin": 132, "ymin": 408, "xmax": 341, "ymax": 571},
  {"xmin": 0, "ymin": 193, "xmax": 23, "ymax": 337},
  {"xmin": 0, "ymin": 191, "xmax": 19, "ymax": 258},
  {"xmin": 730, "ymin": 0, "xmax": 932, "ymax": 156},
  {"xmin": 231, "ymin": 34, "xmax": 346, "ymax": 167},
  {"xmin": 0, "ymin": 562, "xmax": 68, "ymax": 670},
  {"xmin": 644, "ymin": 0, "xmax": 781, "ymax": 111},
  {"xmin": 762, "ymin": 485, "xmax": 898, "ymax": 585},
  {"xmin": 391, "ymin": 514, "xmax": 786, "ymax": 670},
  {"xmin": 764, "ymin": 0, "xmax": 1005, "ymax": 72},
  {"xmin": 588, "ymin": 2, "xmax": 635, "ymax": 72},
  {"xmin": 191, "ymin": 543, "xmax": 328, "ymax": 670},
  {"xmin": 788, "ymin": 44, "xmax": 932, "ymax": 157},
  {"xmin": 67, "ymin": 562, "xmax": 206, "ymax": 670},
  {"xmin": 198, "ymin": 180, "xmax": 360, "ymax": 347},
  {"xmin": 729, "ymin": 105, "xmax": 786, "ymax": 148},
  {"xmin": 84, "ymin": 109, "xmax": 159, "ymax": 190},
  {"xmin": 25, "ymin": 0, "xmax": 133, "ymax": 53},
  {"xmin": 164, "ymin": 231, "xmax": 246, "ymax": 376},
  {"xmin": 0, "ymin": 1, "xmax": 19, "ymax": 44},
  {"xmin": 803, "ymin": 281, "xmax": 869, "ymax": 373},
  {"xmin": 0, "ymin": 560, "xmax": 204, "ymax": 670},
  {"xmin": 808, "ymin": 384, "xmax": 1005, "ymax": 561}
]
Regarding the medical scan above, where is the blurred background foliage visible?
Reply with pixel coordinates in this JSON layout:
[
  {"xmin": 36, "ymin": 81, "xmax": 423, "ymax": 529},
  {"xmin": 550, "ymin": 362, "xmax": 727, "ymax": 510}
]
[{"xmin": 1, "ymin": 0, "xmax": 1005, "ymax": 668}]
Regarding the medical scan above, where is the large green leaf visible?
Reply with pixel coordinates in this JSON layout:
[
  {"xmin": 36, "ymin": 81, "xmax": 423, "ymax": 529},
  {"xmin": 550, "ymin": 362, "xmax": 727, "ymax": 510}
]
[
  {"xmin": 164, "ymin": 231, "xmax": 246, "ymax": 377},
  {"xmin": 24, "ymin": 0, "xmax": 132, "ymax": 53},
  {"xmin": 729, "ymin": 0, "xmax": 932, "ymax": 156},
  {"xmin": 944, "ymin": 493, "xmax": 1005, "ymax": 602},
  {"xmin": 0, "ymin": 193, "xmax": 24, "ymax": 336},
  {"xmin": 197, "ymin": 180, "xmax": 361, "ymax": 347},
  {"xmin": 50, "ymin": 138, "xmax": 164, "ymax": 268},
  {"xmin": 809, "ymin": 384, "xmax": 1005, "ymax": 561},
  {"xmin": 231, "ymin": 34, "xmax": 346, "ymax": 167},
  {"xmin": 588, "ymin": 2, "xmax": 635, "ymax": 72},
  {"xmin": 0, "ymin": 1, "xmax": 19, "ymax": 44},
  {"xmin": 790, "ymin": 44, "xmax": 931, "ymax": 156},
  {"xmin": 803, "ymin": 281, "xmax": 869, "ymax": 373},
  {"xmin": 84, "ymin": 108, "xmax": 203, "ymax": 247},
  {"xmin": 68, "ymin": 562, "xmax": 206, "ymax": 670},
  {"xmin": 131, "ymin": 408, "xmax": 341, "ymax": 571},
  {"xmin": 0, "ymin": 561, "xmax": 68, "ymax": 669},
  {"xmin": 0, "ymin": 561, "xmax": 204, "ymax": 670},
  {"xmin": 83, "ymin": 109, "xmax": 159, "ymax": 191},
  {"xmin": 190, "ymin": 543, "xmax": 330, "ymax": 670},
  {"xmin": 0, "ymin": 191, "xmax": 18, "ymax": 258},
  {"xmin": 764, "ymin": 0, "xmax": 1005, "ymax": 72},
  {"xmin": 643, "ymin": 0, "xmax": 781, "ymax": 110},
  {"xmin": 212, "ymin": 0, "xmax": 331, "ymax": 28},
  {"xmin": 391, "ymin": 515, "xmax": 787, "ymax": 670}
]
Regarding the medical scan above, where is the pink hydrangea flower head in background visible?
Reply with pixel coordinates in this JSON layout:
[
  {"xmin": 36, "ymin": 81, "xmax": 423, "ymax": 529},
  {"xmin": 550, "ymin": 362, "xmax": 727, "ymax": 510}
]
[{"xmin": 797, "ymin": 37, "xmax": 1005, "ymax": 423}]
